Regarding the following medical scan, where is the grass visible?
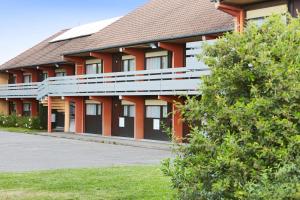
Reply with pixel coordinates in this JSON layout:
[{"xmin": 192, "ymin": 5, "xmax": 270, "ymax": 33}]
[
  {"xmin": 0, "ymin": 166, "xmax": 175, "ymax": 200},
  {"xmin": 0, "ymin": 127, "xmax": 43, "ymax": 133}
]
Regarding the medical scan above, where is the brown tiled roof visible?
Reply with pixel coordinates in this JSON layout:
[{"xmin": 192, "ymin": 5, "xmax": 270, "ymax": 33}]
[
  {"xmin": 0, "ymin": 0, "xmax": 234, "ymax": 70},
  {"xmin": 68, "ymin": 0, "xmax": 234, "ymax": 54}
]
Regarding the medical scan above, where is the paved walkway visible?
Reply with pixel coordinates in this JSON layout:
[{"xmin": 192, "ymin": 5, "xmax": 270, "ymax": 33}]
[{"xmin": 0, "ymin": 131, "xmax": 172, "ymax": 172}]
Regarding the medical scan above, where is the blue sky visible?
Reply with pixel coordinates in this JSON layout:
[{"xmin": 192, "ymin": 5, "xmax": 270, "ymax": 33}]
[{"xmin": 0, "ymin": 0, "xmax": 148, "ymax": 64}]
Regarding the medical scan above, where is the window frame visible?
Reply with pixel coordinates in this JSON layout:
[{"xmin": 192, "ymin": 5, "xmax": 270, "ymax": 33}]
[
  {"xmin": 85, "ymin": 62, "xmax": 103, "ymax": 74},
  {"xmin": 145, "ymin": 55, "xmax": 169, "ymax": 70}
]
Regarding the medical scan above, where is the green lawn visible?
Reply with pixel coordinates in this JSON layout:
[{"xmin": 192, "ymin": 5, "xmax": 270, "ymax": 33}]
[
  {"xmin": 0, "ymin": 127, "xmax": 43, "ymax": 133},
  {"xmin": 0, "ymin": 166, "xmax": 174, "ymax": 200}
]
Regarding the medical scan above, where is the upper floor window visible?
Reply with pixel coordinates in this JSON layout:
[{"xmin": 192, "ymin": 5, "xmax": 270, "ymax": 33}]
[
  {"xmin": 122, "ymin": 59, "xmax": 135, "ymax": 72},
  {"xmin": 86, "ymin": 63, "xmax": 102, "ymax": 74},
  {"xmin": 55, "ymin": 72, "xmax": 66, "ymax": 77},
  {"xmin": 146, "ymin": 56, "xmax": 168, "ymax": 70},
  {"xmin": 23, "ymin": 75, "xmax": 32, "ymax": 83},
  {"xmin": 146, "ymin": 51, "xmax": 169, "ymax": 70},
  {"xmin": 42, "ymin": 73, "xmax": 48, "ymax": 81}
]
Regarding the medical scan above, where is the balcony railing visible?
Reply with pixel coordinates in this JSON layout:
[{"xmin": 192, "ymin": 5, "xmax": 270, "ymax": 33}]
[
  {"xmin": 0, "ymin": 67, "xmax": 211, "ymax": 100},
  {"xmin": 0, "ymin": 82, "xmax": 39, "ymax": 99}
]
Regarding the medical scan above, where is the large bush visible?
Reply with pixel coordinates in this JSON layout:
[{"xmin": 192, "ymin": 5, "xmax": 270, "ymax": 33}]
[{"xmin": 163, "ymin": 15, "xmax": 300, "ymax": 199}]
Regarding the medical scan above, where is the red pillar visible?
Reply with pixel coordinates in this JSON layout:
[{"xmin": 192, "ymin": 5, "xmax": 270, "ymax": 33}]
[
  {"xmin": 122, "ymin": 48, "xmax": 145, "ymax": 70},
  {"xmin": 63, "ymin": 56, "xmax": 85, "ymax": 75},
  {"xmin": 121, "ymin": 96, "xmax": 145, "ymax": 140},
  {"xmin": 14, "ymin": 100, "xmax": 23, "ymax": 116},
  {"xmin": 90, "ymin": 96, "xmax": 112, "ymax": 136},
  {"xmin": 14, "ymin": 71, "xmax": 23, "ymax": 83},
  {"xmin": 158, "ymin": 42, "xmax": 185, "ymax": 68},
  {"xmin": 72, "ymin": 97, "xmax": 85, "ymax": 134},
  {"xmin": 31, "ymin": 100, "xmax": 38, "ymax": 117},
  {"xmin": 62, "ymin": 65, "xmax": 75, "ymax": 76},
  {"xmin": 22, "ymin": 69, "xmax": 40, "ymax": 82},
  {"xmin": 40, "ymin": 67, "xmax": 55, "ymax": 78},
  {"xmin": 90, "ymin": 52, "xmax": 113, "ymax": 73},
  {"xmin": 47, "ymin": 97, "xmax": 52, "ymax": 133},
  {"xmin": 158, "ymin": 95, "xmax": 184, "ymax": 142}
]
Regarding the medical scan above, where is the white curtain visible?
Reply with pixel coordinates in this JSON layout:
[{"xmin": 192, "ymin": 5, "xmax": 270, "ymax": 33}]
[
  {"xmin": 86, "ymin": 104, "xmax": 97, "ymax": 115},
  {"xmin": 146, "ymin": 106, "xmax": 160, "ymax": 118}
]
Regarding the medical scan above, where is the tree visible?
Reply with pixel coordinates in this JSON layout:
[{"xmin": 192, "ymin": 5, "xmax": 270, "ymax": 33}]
[{"xmin": 162, "ymin": 15, "xmax": 300, "ymax": 200}]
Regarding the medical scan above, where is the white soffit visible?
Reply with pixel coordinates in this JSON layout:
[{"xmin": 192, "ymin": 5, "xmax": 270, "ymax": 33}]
[{"xmin": 50, "ymin": 16, "xmax": 122, "ymax": 42}]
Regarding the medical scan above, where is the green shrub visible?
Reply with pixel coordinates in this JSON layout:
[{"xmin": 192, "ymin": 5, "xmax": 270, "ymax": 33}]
[
  {"xmin": 163, "ymin": 15, "xmax": 300, "ymax": 199},
  {"xmin": 0, "ymin": 114, "xmax": 43, "ymax": 130}
]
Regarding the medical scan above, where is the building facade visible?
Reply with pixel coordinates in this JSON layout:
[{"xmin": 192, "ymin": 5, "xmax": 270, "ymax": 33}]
[{"xmin": 0, "ymin": 0, "xmax": 237, "ymax": 142}]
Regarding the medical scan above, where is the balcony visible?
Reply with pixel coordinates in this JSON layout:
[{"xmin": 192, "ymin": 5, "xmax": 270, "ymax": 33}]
[
  {"xmin": 0, "ymin": 67, "xmax": 210, "ymax": 100},
  {"xmin": 0, "ymin": 82, "xmax": 39, "ymax": 99}
]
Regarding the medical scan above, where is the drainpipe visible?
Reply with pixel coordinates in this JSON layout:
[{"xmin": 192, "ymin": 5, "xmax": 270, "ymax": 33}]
[{"xmin": 216, "ymin": 3, "xmax": 245, "ymax": 33}]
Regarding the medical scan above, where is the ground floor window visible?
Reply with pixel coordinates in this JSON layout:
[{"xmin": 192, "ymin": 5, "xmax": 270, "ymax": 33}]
[
  {"xmin": 23, "ymin": 103, "xmax": 31, "ymax": 116},
  {"xmin": 86, "ymin": 104, "xmax": 101, "ymax": 116},
  {"xmin": 123, "ymin": 105, "xmax": 135, "ymax": 117},
  {"xmin": 146, "ymin": 105, "xmax": 168, "ymax": 119}
]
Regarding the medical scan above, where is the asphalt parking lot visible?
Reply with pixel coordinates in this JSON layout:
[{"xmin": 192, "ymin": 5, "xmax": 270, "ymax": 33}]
[{"xmin": 0, "ymin": 131, "xmax": 171, "ymax": 172}]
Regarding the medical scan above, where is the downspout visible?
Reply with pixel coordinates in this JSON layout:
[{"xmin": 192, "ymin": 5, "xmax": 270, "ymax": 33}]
[{"xmin": 215, "ymin": 3, "xmax": 245, "ymax": 33}]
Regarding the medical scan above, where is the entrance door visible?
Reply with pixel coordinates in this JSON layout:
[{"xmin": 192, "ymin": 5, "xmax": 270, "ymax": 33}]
[
  {"xmin": 111, "ymin": 98, "xmax": 134, "ymax": 138},
  {"xmin": 69, "ymin": 102, "xmax": 75, "ymax": 132},
  {"xmin": 85, "ymin": 103, "xmax": 102, "ymax": 134}
]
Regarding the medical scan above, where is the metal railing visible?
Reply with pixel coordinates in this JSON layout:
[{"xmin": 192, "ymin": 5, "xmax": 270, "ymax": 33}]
[
  {"xmin": 0, "ymin": 67, "xmax": 211, "ymax": 100},
  {"xmin": 0, "ymin": 82, "xmax": 39, "ymax": 99}
]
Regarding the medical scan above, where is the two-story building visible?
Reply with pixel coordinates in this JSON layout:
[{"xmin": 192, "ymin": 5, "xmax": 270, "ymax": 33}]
[{"xmin": 0, "ymin": 0, "xmax": 235, "ymax": 141}]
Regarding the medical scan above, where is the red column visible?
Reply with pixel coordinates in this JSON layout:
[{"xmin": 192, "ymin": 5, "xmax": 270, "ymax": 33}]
[
  {"xmin": 158, "ymin": 95, "xmax": 184, "ymax": 142},
  {"xmin": 63, "ymin": 56, "xmax": 85, "ymax": 75},
  {"xmin": 121, "ymin": 96, "xmax": 145, "ymax": 140},
  {"xmin": 23, "ymin": 69, "xmax": 40, "ymax": 82},
  {"xmin": 40, "ymin": 67, "xmax": 55, "ymax": 78},
  {"xmin": 90, "ymin": 96, "xmax": 112, "ymax": 136},
  {"xmin": 31, "ymin": 100, "xmax": 38, "ymax": 117},
  {"xmin": 90, "ymin": 52, "xmax": 113, "ymax": 73},
  {"xmin": 15, "ymin": 100, "xmax": 23, "ymax": 116},
  {"xmin": 122, "ymin": 48, "xmax": 145, "ymax": 71},
  {"xmin": 72, "ymin": 97, "xmax": 85, "ymax": 134},
  {"xmin": 62, "ymin": 65, "xmax": 75, "ymax": 76},
  {"xmin": 158, "ymin": 42, "xmax": 184, "ymax": 68},
  {"xmin": 14, "ymin": 71, "xmax": 23, "ymax": 83},
  {"xmin": 76, "ymin": 62, "xmax": 85, "ymax": 75},
  {"xmin": 47, "ymin": 97, "xmax": 52, "ymax": 133}
]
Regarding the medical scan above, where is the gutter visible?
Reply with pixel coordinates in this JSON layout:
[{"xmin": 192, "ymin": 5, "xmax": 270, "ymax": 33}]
[{"xmin": 62, "ymin": 28, "xmax": 234, "ymax": 56}]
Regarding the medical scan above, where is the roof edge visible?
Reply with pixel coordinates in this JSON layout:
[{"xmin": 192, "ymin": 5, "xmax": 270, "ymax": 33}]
[{"xmin": 63, "ymin": 27, "xmax": 233, "ymax": 56}]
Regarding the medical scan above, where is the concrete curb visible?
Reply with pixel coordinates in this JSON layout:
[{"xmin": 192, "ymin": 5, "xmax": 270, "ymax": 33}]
[{"xmin": 32, "ymin": 132, "xmax": 173, "ymax": 151}]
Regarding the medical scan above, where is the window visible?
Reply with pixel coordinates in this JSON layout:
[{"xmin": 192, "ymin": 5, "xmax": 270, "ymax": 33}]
[
  {"xmin": 146, "ymin": 106, "xmax": 161, "ymax": 118},
  {"xmin": 86, "ymin": 104, "xmax": 96, "ymax": 116},
  {"xmin": 11, "ymin": 75, "xmax": 17, "ymax": 84},
  {"xmin": 23, "ymin": 103, "xmax": 31, "ymax": 112},
  {"xmin": 86, "ymin": 104, "xmax": 101, "ymax": 116},
  {"xmin": 97, "ymin": 104, "xmax": 102, "ymax": 115},
  {"xmin": 23, "ymin": 75, "xmax": 32, "ymax": 83},
  {"xmin": 56, "ymin": 72, "xmax": 66, "ymax": 77},
  {"xmin": 86, "ymin": 63, "xmax": 102, "ymax": 74},
  {"xmin": 123, "ymin": 105, "xmax": 135, "ymax": 117},
  {"xmin": 122, "ymin": 59, "xmax": 135, "ymax": 72},
  {"xmin": 42, "ymin": 73, "xmax": 48, "ymax": 81},
  {"xmin": 146, "ymin": 56, "xmax": 168, "ymax": 70},
  {"xmin": 10, "ymin": 102, "xmax": 16, "ymax": 114},
  {"xmin": 23, "ymin": 103, "xmax": 31, "ymax": 116},
  {"xmin": 162, "ymin": 106, "xmax": 168, "ymax": 118}
]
